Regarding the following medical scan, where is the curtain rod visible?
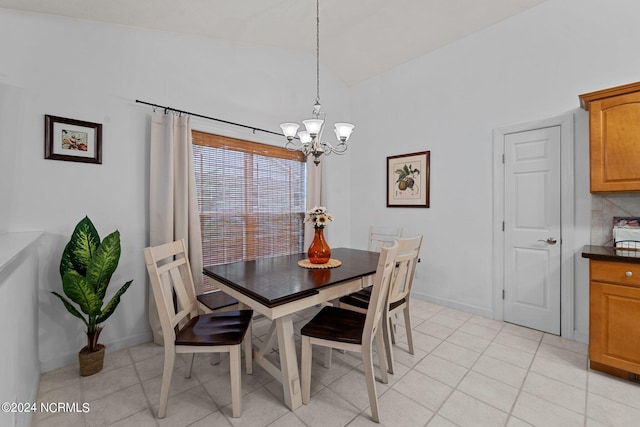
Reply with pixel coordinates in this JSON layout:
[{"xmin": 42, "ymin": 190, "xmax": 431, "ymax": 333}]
[{"xmin": 135, "ymin": 99, "xmax": 285, "ymax": 137}]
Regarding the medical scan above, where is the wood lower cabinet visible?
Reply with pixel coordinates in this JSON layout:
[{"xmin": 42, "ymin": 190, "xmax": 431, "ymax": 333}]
[
  {"xmin": 580, "ymin": 81, "xmax": 640, "ymax": 193},
  {"xmin": 589, "ymin": 259, "xmax": 640, "ymax": 380}
]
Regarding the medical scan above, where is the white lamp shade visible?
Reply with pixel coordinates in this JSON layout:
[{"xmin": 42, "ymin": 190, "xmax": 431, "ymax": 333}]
[
  {"xmin": 334, "ymin": 123, "xmax": 355, "ymax": 141},
  {"xmin": 297, "ymin": 130, "xmax": 312, "ymax": 144},
  {"xmin": 302, "ymin": 119, "xmax": 324, "ymax": 136},
  {"xmin": 280, "ymin": 122, "xmax": 300, "ymax": 138}
]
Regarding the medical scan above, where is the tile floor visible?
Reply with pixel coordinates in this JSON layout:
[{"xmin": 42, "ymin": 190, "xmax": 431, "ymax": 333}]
[{"xmin": 33, "ymin": 300, "xmax": 640, "ymax": 427}]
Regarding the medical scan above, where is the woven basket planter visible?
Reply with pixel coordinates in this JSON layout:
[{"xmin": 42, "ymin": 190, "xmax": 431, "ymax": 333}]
[{"xmin": 79, "ymin": 344, "xmax": 105, "ymax": 376}]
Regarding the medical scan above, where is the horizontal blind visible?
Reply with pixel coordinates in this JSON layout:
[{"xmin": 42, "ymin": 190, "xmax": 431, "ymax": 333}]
[{"xmin": 192, "ymin": 131, "xmax": 307, "ymax": 292}]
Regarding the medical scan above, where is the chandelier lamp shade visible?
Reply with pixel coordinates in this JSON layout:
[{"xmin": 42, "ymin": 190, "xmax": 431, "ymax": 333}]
[{"xmin": 280, "ymin": 0, "xmax": 355, "ymax": 166}]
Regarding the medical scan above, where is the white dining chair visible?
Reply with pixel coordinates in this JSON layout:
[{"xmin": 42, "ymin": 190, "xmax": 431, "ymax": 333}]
[
  {"xmin": 300, "ymin": 242, "xmax": 399, "ymax": 423},
  {"xmin": 339, "ymin": 236, "xmax": 423, "ymax": 374},
  {"xmin": 368, "ymin": 226, "xmax": 403, "ymax": 252},
  {"xmin": 144, "ymin": 239, "xmax": 253, "ymax": 418}
]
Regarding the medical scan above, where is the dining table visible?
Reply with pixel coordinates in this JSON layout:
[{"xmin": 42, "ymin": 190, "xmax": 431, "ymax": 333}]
[{"xmin": 203, "ymin": 247, "xmax": 380, "ymax": 411}]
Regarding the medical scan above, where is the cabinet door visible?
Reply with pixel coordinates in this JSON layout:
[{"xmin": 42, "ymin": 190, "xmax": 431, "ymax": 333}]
[
  {"xmin": 590, "ymin": 281, "xmax": 640, "ymax": 373},
  {"xmin": 590, "ymin": 91, "xmax": 640, "ymax": 192}
]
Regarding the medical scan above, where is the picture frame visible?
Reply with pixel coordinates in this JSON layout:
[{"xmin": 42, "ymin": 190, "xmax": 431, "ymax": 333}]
[
  {"xmin": 45, "ymin": 115, "xmax": 102, "ymax": 164},
  {"xmin": 387, "ymin": 151, "xmax": 430, "ymax": 208}
]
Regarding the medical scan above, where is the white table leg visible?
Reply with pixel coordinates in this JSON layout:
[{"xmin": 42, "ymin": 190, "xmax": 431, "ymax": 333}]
[{"xmin": 275, "ymin": 315, "xmax": 302, "ymax": 410}]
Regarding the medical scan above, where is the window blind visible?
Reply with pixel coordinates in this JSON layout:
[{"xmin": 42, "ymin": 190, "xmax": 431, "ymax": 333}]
[{"xmin": 192, "ymin": 131, "xmax": 307, "ymax": 291}]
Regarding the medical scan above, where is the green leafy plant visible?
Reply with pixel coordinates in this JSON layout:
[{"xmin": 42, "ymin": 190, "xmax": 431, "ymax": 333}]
[{"xmin": 52, "ymin": 216, "xmax": 133, "ymax": 352}]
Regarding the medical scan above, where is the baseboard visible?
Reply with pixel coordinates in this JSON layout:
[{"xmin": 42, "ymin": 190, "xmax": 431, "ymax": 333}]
[
  {"xmin": 412, "ymin": 291, "xmax": 494, "ymax": 319},
  {"xmin": 39, "ymin": 330, "xmax": 153, "ymax": 373},
  {"xmin": 572, "ymin": 330, "xmax": 589, "ymax": 344}
]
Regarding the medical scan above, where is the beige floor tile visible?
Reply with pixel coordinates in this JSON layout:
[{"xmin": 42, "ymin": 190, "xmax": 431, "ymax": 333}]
[
  {"xmin": 472, "ymin": 355, "xmax": 528, "ymax": 389},
  {"xmin": 457, "ymin": 371, "xmax": 519, "ymax": 413},
  {"xmin": 484, "ymin": 342, "xmax": 534, "ymax": 369},
  {"xmin": 106, "ymin": 409, "xmax": 158, "ymax": 427},
  {"xmin": 493, "ymin": 331, "xmax": 540, "ymax": 354},
  {"xmin": 35, "ymin": 301, "xmax": 636, "ymax": 427},
  {"xmin": 457, "ymin": 322, "xmax": 501, "ymax": 341},
  {"xmin": 431, "ymin": 341, "xmax": 480, "ymax": 369},
  {"xmin": 155, "ymin": 386, "xmax": 218, "ymax": 427},
  {"xmin": 414, "ymin": 320, "xmax": 455, "ymax": 340},
  {"xmin": 446, "ymin": 329, "xmax": 491, "ymax": 353},
  {"xmin": 414, "ymin": 354, "xmax": 468, "ymax": 387},
  {"xmin": 189, "ymin": 410, "xmax": 233, "ymax": 427},
  {"xmin": 327, "ymin": 367, "xmax": 390, "ymax": 410},
  {"xmin": 81, "ymin": 364, "xmax": 140, "ymax": 402},
  {"xmin": 398, "ymin": 329, "xmax": 442, "ymax": 353},
  {"xmin": 392, "ymin": 368, "xmax": 453, "ymax": 411},
  {"xmin": 587, "ymin": 392, "xmax": 640, "ymax": 426},
  {"xmin": 522, "ymin": 372, "xmax": 586, "ymax": 414},
  {"xmin": 467, "ymin": 315, "xmax": 505, "ymax": 331},
  {"xmin": 529, "ymin": 355, "xmax": 587, "ymax": 389},
  {"xmin": 512, "ymin": 392, "xmax": 583, "ymax": 427},
  {"xmin": 84, "ymin": 383, "xmax": 150, "ymax": 427},
  {"xmin": 426, "ymin": 415, "xmax": 458, "ymax": 427},
  {"xmin": 541, "ymin": 333, "xmax": 588, "ymax": 355},
  {"xmin": 429, "ymin": 313, "xmax": 468, "ymax": 329},
  {"xmin": 376, "ymin": 389, "xmax": 434, "ymax": 427},
  {"xmin": 129, "ymin": 342, "xmax": 165, "ymax": 363},
  {"xmin": 535, "ymin": 343, "xmax": 587, "ymax": 369},
  {"xmin": 265, "ymin": 412, "xmax": 306, "ymax": 427},
  {"xmin": 501, "ymin": 324, "xmax": 543, "ymax": 342},
  {"xmin": 506, "ymin": 416, "xmax": 534, "ymax": 426},
  {"xmin": 588, "ymin": 371, "xmax": 640, "ymax": 410},
  {"xmin": 294, "ymin": 387, "xmax": 361, "ymax": 427},
  {"xmin": 221, "ymin": 387, "xmax": 296, "ymax": 427},
  {"xmin": 438, "ymin": 391, "xmax": 508, "ymax": 427}
]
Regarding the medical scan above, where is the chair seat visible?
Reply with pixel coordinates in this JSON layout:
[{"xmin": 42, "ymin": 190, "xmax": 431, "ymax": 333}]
[
  {"xmin": 300, "ymin": 306, "xmax": 366, "ymax": 345},
  {"xmin": 197, "ymin": 291, "xmax": 238, "ymax": 311},
  {"xmin": 339, "ymin": 287, "xmax": 406, "ymax": 311},
  {"xmin": 176, "ymin": 310, "xmax": 252, "ymax": 346}
]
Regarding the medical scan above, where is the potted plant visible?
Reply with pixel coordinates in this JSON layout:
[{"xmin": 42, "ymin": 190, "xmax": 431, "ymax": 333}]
[{"xmin": 52, "ymin": 216, "xmax": 133, "ymax": 376}]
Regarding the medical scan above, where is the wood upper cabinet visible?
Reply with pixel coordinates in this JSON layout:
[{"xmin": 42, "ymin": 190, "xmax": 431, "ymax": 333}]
[
  {"xmin": 580, "ymin": 81, "xmax": 640, "ymax": 192},
  {"xmin": 589, "ymin": 260, "xmax": 640, "ymax": 380}
]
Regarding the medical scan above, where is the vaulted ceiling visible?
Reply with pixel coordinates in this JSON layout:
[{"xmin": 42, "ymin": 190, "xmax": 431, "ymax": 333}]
[{"xmin": 0, "ymin": 0, "xmax": 548, "ymax": 85}]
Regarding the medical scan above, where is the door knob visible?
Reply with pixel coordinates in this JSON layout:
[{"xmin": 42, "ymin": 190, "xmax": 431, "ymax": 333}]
[{"xmin": 537, "ymin": 237, "xmax": 557, "ymax": 244}]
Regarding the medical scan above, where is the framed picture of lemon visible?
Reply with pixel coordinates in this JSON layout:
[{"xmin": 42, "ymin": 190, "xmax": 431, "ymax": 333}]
[{"xmin": 387, "ymin": 151, "xmax": 430, "ymax": 208}]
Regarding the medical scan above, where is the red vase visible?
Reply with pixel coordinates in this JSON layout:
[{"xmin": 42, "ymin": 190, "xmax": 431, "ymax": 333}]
[{"xmin": 308, "ymin": 228, "xmax": 331, "ymax": 264}]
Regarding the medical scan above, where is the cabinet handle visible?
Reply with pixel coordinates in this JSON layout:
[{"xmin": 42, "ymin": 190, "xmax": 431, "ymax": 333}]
[{"xmin": 626, "ymin": 271, "xmax": 633, "ymax": 277}]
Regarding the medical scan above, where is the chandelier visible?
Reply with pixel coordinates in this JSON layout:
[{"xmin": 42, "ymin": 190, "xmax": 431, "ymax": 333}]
[{"xmin": 280, "ymin": 0, "xmax": 355, "ymax": 166}]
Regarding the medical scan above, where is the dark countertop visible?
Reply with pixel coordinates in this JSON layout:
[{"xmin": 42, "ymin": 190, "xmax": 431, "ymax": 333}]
[{"xmin": 581, "ymin": 245, "xmax": 640, "ymax": 264}]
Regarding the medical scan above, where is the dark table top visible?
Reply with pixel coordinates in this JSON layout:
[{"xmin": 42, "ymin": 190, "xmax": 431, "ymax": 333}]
[
  {"xmin": 203, "ymin": 247, "xmax": 380, "ymax": 308},
  {"xmin": 581, "ymin": 244, "xmax": 640, "ymax": 264}
]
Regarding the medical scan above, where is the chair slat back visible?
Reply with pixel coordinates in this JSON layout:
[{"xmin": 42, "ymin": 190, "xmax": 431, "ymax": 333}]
[
  {"xmin": 363, "ymin": 242, "xmax": 399, "ymax": 345},
  {"xmin": 388, "ymin": 236, "xmax": 423, "ymax": 305},
  {"xmin": 144, "ymin": 239, "xmax": 199, "ymax": 344},
  {"xmin": 368, "ymin": 226, "xmax": 403, "ymax": 252}
]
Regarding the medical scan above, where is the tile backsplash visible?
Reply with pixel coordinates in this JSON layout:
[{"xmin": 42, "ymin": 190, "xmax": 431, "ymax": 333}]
[{"xmin": 591, "ymin": 193, "xmax": 640, "ymax": 245}]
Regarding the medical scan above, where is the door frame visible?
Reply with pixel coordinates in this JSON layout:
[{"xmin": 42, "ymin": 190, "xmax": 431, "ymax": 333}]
[{"xmin": 492, "ymin": 114, "xmax": 575, "ymax": 338}]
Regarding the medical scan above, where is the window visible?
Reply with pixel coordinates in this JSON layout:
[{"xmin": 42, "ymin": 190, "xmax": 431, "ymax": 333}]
[{"xmin": 192, "ymin": 131, "xmax": 307, "ymax": 291}]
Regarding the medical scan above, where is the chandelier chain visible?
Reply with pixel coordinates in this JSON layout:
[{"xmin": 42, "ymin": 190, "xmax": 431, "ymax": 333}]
[{"xmin": 316, "ymin": 0, "xmax": 320, "ymax": 105}]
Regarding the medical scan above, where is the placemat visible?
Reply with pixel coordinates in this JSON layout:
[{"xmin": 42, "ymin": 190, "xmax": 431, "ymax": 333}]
[{"xmin": 297, "ymin": 258, "xmax": 342, "ymax": 269}]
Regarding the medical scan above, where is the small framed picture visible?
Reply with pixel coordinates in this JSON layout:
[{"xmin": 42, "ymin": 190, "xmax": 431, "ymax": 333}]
[
  {"xmin": 387, "ymin": 151, "xmax": 430, "ymax": 208},
  {"xmin": 45, "ymin": 115, "xmax": 102, "ymax": 164}
]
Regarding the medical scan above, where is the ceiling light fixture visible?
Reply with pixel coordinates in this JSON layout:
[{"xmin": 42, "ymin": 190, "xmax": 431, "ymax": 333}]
[{"xmin": 280, "ymin": 0, "xmax": 355, "ymax": 166}]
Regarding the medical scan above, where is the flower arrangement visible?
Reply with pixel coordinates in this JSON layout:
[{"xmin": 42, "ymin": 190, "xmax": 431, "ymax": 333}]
[{"xmin": 304, "ymin": 206, "xmax": 333, "ymax": 229}]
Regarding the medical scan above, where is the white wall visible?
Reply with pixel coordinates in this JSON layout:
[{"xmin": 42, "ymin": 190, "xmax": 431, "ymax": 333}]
[
  {"xmin": 0, "ymin": 8, "xmax": 352, "ymax": 371},
  {"xmin": 348, "ymin": 0, "xmax": 640, "ymax": 340}
]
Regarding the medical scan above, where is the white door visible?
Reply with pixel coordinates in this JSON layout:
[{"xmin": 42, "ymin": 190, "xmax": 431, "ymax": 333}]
[{"xmin": 503, "ymin": 125, "xmax": 561, "ymax": 334}]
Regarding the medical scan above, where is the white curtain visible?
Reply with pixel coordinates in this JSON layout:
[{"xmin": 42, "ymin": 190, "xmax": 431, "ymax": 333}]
[
  {"xmin": 304, "ymin": 159, "xmax": 322, "ymax": 249},
  {"xmin": 148, "ymin": 112, "xmax": 203, "ymax": 344}
]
